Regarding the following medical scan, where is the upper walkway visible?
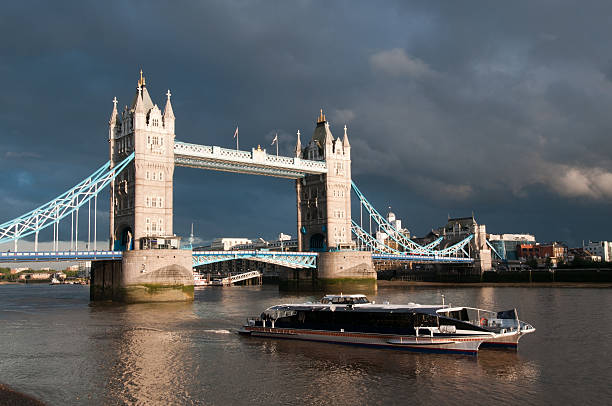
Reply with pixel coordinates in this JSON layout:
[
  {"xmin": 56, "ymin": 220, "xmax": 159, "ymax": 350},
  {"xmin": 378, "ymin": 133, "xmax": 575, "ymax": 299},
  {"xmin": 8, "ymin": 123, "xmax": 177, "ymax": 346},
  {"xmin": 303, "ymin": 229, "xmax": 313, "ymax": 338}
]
[{"xmin": 174, "ymin": 141, "xmax": 327, "ymax": 179}]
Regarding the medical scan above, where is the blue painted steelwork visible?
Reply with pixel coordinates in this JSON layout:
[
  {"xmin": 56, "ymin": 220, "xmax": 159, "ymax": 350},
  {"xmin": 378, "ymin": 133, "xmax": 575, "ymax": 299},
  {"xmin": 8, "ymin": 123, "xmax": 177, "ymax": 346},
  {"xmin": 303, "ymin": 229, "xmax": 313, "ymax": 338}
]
[
  {"xmin": 486, "ymin": 239, "xmax": 505, "ymax": 260},
  {"xmin": 0, "ymin": 153, "xmax": 135, "ymax": 244},
  {"xmin": 424, "ymin": 237, "xmax": 444, "ymax": 250},
  {"xmin": 0, "ymin": 251, "xmax": 123, "ymax": 262},
  {"xmin": 192, "ymin": 250, "xmax": 318, "ymax": 269},
  {"xmin": 434, "ymin": 234, "xmax": 474, "ymax": 256},
  {"xmin": 353, "ymin": 220, "xmax": 474, "ymax": 262},
  {"xmin": 372, "ymin": 253, "xmax": 474, "ymax": 263},
  {"xmin": 351, "ymin": 181, "xmax": 474, "ymax": 258},
  {"xmin": 351, "ymin": 181, "xmax": 433, "ymax": 254},
  {"xmin": 351, "ymin": 220, "xmax": 400, "ymax": 254}
]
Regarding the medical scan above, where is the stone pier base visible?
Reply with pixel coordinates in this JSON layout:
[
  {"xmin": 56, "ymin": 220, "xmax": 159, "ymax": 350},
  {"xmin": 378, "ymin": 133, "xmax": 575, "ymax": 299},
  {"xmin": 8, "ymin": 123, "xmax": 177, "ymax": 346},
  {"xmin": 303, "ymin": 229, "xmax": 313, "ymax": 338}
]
[
  {"xmin": 317, "ymin": 251, "xmax": 377, "ymax": 281},
  {"xmin": 91, "ymin": 249, "xmax": 194, "ymax": 303},
  {"xmin": 280, "ymin": 251, "xmax": 377, "ymax": 291}
]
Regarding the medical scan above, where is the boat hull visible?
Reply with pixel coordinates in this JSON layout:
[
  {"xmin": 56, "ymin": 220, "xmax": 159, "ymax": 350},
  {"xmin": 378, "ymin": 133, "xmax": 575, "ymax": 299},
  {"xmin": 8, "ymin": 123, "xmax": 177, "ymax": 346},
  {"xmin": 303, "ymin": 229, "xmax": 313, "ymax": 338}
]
[
  {"xmin": 480, "ymin": 329, "xmax": 534, "ymax": 349},
  {"xmin": 240, "ymin": 326, "xmax": 487, "ymax": 355}
]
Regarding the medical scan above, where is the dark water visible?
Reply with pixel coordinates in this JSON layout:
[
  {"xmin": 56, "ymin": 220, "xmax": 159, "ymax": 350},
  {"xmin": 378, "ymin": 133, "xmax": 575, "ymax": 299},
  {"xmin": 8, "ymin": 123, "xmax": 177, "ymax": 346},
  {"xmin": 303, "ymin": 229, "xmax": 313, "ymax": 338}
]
[{"xmin": 0, "ymin": 284, "xmax": 610, "ymax": 405}]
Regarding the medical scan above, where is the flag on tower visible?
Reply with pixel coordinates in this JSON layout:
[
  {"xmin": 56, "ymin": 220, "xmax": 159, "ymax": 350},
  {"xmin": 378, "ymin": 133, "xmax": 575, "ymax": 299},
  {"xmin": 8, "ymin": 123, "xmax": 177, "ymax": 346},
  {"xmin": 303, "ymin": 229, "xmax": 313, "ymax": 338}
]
[{"xmin": 271, "ymin": 133, "xmax": 279, "ymax": 156}]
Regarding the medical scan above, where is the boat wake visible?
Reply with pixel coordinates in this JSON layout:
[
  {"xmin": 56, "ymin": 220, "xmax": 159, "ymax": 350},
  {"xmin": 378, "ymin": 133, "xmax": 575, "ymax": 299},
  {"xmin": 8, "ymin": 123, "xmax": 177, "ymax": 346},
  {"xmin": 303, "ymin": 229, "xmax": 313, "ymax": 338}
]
[{"xmin": 201, "ymin": 329, "xmax": 232, "ymax": 334}]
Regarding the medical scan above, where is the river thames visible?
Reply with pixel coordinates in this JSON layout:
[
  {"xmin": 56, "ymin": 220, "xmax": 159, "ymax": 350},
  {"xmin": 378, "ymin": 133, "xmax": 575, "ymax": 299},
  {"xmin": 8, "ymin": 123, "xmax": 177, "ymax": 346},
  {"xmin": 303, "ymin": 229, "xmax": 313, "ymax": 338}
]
[{"xmin": 0, "ymin": 284, "xmax": 610, "ymax": 405}]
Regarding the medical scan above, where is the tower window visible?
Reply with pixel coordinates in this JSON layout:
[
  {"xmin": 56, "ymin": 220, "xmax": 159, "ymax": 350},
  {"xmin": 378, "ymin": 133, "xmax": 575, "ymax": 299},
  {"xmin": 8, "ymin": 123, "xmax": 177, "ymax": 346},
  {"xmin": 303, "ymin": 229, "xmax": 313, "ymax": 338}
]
[{"xmin": 159, "ymin": 171, "xmax": 163, "ymax": 181}]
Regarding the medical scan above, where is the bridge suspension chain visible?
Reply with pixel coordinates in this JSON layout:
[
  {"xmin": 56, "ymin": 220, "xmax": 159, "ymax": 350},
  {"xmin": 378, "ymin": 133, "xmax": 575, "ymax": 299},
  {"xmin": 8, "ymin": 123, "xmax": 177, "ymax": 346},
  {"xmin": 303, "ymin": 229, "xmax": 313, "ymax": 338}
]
[
  {"xmin": 351, "ymin": 181, "xmax": 474, "ymax": 258},
  {"xmin": 0, "ymin": 152, "xmax": 135, "ymax": 246},
  {"xmin": 351, "ymin": 220, "xmax": 399, "ymax": 254},
  {"xmin": 351, "ymin": 181, "xmax": 435, "ymax": 254}
]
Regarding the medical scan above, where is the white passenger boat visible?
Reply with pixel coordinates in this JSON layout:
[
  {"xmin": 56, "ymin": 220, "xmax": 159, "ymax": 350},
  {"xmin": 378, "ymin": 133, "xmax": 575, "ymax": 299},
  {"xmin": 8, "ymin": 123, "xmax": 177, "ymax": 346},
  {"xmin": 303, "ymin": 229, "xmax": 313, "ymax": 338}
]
[
  {"xmin": 193, "ymin": 272, "xmax": 212, "ymax": 287},
  {"xmin": 239, "ymin": 294, "xmax": 535, "ymax": 355}
]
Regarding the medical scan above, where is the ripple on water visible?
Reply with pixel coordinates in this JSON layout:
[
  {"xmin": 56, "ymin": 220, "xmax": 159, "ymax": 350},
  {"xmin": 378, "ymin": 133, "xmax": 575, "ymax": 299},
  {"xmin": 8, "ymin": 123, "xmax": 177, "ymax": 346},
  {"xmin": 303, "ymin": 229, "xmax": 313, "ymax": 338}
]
[{"xmin": 1, "ymin": 284, "xmax": 611, "ymax": 405}]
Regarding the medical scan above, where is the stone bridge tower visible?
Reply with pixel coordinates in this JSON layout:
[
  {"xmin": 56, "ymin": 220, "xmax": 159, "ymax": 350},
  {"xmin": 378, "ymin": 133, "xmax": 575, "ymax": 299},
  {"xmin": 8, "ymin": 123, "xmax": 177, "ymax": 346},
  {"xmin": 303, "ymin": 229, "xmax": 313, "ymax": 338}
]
[
  {"xmin": 293, "ymin": 110, "xmax": 375, "ymax": 283},
  {"xmin": 296, "ymin": 110, "xmax": 353, "ymax": 252},
  {"xmin": 109, "ymin": 71, "xmax": 175, "ymax": 250}
]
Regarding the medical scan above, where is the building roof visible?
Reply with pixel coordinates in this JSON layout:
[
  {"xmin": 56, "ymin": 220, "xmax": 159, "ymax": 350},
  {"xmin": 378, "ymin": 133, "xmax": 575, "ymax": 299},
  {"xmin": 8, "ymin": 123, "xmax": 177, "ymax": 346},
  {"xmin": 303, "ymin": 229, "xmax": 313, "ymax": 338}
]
[{"xmin": 311, "ymin": 110, "xmax": 334, "ymax": 146}]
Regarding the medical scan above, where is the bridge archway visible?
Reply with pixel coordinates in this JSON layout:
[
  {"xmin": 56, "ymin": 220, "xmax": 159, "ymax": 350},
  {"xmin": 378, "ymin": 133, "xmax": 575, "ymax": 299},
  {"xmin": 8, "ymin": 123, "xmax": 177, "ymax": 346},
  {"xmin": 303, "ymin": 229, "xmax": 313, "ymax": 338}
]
[
  {"xmin": 114, "ymin": 225, "xmax": 133, "ymax": 251},
  {"xmin": 309, "ymin": 233, "xmax": 326, "ymax": 252}
]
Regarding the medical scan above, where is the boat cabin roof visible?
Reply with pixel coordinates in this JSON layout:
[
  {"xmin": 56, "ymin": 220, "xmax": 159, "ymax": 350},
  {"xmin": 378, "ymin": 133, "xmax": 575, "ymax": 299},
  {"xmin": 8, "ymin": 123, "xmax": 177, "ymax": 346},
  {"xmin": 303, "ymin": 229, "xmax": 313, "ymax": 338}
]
[{"xmin": 321, "ymin": 294, "xmax": 369, "ymax": 304}]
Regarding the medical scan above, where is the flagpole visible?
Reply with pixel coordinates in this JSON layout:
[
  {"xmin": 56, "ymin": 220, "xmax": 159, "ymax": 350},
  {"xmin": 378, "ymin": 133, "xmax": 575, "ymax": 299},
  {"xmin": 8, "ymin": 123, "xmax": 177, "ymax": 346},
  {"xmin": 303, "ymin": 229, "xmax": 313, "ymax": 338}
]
[
  {"xmin": 234, "ymin": 125, "xmax": 239, "ymax": 151},
  {"xmin": 276, "ymin": 133, "xmax": 279, "ymax": 156}
]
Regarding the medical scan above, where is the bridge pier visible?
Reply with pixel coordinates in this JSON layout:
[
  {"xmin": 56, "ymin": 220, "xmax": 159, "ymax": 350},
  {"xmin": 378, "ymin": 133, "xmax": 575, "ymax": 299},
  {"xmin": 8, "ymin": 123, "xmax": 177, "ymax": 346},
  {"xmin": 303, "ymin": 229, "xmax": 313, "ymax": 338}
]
[
  {"xmin": 279, "ymin": 251, "xmax": 376, "ymax": 290},
  {"xmin": 91, "ymin": 249, "xmax": 194, "ymax": 303},
  {"xmin": 317, "ymin": 251, "xmax": 376, "ymax": 282}
]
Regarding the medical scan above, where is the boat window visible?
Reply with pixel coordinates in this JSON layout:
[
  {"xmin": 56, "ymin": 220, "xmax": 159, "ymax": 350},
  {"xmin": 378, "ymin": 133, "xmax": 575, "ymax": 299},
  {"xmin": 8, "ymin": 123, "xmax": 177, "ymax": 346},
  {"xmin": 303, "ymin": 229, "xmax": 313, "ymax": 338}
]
[
  {"xmin": 444, "ymin": 309, "xmax": 469, "ymax": 321},
  {"xmin": 321, "ymin": 296, "xmax": 369, "ymax": 305},
  {"xmin": 261, "ymin": 308, "xmax": 297, "ymax": 320}
]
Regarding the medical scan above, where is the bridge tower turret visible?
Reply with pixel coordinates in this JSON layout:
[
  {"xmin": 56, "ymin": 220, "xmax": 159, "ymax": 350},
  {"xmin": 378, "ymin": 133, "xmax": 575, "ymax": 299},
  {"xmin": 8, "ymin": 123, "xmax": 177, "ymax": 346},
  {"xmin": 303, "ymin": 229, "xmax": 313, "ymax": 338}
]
[
  {"xmin": 296, "ymin": 110, "xmax": 353, "ymax": 252},
  {"xmin": 109, "ymin": 70, "xmax": 175, "ymax": 250}
]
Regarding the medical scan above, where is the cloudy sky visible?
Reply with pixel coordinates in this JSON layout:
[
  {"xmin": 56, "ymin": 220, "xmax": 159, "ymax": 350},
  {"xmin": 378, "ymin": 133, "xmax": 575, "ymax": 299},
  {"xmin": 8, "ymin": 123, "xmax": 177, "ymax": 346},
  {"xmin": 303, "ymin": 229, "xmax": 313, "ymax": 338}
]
[{"xmin": 2, "ymin": 0, "xmax": 612, "ymax": 249}]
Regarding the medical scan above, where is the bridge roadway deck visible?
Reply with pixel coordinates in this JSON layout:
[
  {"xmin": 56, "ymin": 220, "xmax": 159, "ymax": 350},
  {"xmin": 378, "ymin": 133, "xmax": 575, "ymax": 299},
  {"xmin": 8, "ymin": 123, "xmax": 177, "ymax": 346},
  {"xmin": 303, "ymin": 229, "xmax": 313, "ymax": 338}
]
[
  {"xmin": 372, "ymin": 253, "xmax": 474, "ymax": 263},
  {"xmin": 174, "ymin": 141, "xmax": 327, "ymax": 179},
  {"xmin": 0, "ymin": 250, "xmax": 473, "ymax": 265},
  {"xmin": 192, "ymin": 250, "xmax": 319, "ymax": 269},
  {"xmin": 0, "ymin": 251, "xmax": 123, "ymax": 262}
]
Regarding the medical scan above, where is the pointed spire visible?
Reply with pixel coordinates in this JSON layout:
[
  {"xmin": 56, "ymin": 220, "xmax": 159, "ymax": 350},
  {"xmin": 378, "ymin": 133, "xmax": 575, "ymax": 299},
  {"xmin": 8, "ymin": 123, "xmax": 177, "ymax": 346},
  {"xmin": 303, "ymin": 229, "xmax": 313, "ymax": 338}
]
[
  {"xmin": 295, "ymin": 130, "xmax": 302, "ymax": 157},
  {"xmin": 163, "ymin": 89, "xmax": 175, "ymax": 120},
  {"xmin": 134, "ymin": 84, "xmax": 145, "ymax": 113},
  {"xmin": 317, "ymin": 108, "xmax": 326, "ymax": 124},
  {"xmin": 138, "ymin": 69, "xmax": 146, "ymax": 87},
  {"xmin": 342, "ymin": 124, "xmax": 350, "ymax": 147},
  {"xmin": 109, "ymin": 97, "xmax": 119, "ymax": 125}
]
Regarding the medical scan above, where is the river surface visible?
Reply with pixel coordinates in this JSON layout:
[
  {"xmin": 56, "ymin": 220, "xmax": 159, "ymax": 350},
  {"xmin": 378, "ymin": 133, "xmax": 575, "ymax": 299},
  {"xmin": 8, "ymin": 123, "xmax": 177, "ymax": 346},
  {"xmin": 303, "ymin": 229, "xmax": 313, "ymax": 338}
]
[{"xmin": 0, "ymin": 284, "xmax": 610, "ymax": 405}]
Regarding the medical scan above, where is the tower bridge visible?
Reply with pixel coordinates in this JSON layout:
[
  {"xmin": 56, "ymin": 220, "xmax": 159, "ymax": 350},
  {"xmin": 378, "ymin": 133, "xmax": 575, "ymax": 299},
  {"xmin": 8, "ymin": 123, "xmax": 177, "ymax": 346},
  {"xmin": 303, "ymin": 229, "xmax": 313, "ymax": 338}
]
[{"xmin": 0, "ymin": 71, "xmax": 487, "ymax": 302}]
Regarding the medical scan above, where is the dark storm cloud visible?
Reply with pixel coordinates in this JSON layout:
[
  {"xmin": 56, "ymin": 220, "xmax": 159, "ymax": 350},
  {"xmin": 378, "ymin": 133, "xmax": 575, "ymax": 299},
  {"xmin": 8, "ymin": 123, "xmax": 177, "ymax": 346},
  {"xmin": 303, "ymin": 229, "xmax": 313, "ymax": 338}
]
[{"xmin": 1, "ymin": 0, "xmax": 612, "ymax": 247}]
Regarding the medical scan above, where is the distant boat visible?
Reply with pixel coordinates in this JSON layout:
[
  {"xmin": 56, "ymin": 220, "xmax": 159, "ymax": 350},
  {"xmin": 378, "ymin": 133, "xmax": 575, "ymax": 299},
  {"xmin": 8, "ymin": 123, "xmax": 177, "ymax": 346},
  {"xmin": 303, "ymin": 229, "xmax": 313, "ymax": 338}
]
[
  {"xmin": 49, "ymin": 277, "xmax": 61, "ymax": 285},
  {"xmin": 193, "ymin": 272, "xmax": 212, "ymax": 287}
]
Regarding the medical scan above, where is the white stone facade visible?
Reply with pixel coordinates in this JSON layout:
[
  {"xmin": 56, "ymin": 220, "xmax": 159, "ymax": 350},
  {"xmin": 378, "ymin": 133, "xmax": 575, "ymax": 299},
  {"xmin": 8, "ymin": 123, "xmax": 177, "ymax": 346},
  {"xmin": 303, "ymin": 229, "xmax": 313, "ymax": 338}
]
[
  {"xmin": 211, "ymin": 238, "xmax": 253, "ymax": 251},
  {"xmin": 583, "ymin": 241, "xmax": 612, "ymax": 262},
  {"xmin": 296, "ymin": 111, "xmax": 353, "ymax": 251},
  {"xmin": 489, "ymin": 233, "xmax": 536, "ymax": 242},
  {"xmin": 109, "ymin": 72, "xmax": 175, "ymax": 250}
]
